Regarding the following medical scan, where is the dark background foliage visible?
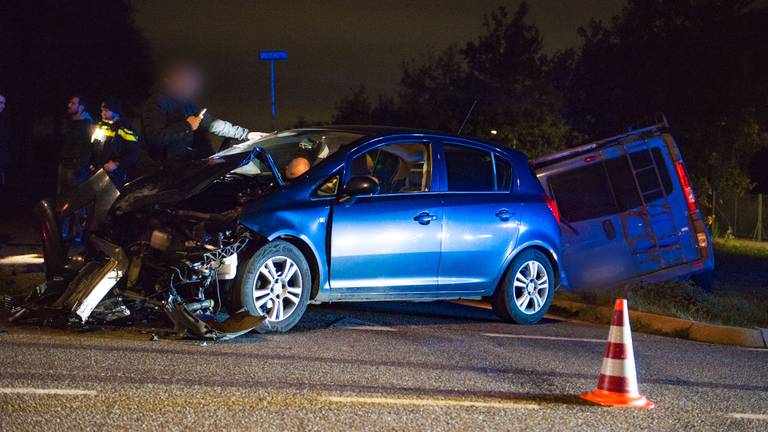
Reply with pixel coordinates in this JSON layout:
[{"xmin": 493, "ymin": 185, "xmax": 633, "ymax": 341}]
[{"xmin": 0, "ymin": 0, "xmax": 766, "ymax": 201}]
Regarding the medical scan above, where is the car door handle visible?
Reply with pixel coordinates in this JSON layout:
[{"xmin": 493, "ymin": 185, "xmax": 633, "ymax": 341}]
[
  {"xmin": 495, "ymin": 209, "xmax": 514, "ymax": 221},
  {"xmin": 602, "ymin": 219, "xmax": 616, "ymax": 240},
  {"xmin": 413, "ymin": 212, "xmax": 437, "ymax": 225}
]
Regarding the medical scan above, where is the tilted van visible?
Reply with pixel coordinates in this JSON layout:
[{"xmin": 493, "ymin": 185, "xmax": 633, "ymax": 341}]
[{"xmin": 533, "ymin": 116, "xmax": 714, "ymax": 291}]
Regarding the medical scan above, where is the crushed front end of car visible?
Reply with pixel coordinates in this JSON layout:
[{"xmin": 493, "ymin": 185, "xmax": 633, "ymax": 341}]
[{"xmin": 10, "ymin": 140, "xmax": 282, "ymax": 340}]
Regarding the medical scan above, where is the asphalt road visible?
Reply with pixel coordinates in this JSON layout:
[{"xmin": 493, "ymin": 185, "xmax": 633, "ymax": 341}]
[{"xmin": 0, "ymin": 300, "xmax": 766, "ymax": 431}]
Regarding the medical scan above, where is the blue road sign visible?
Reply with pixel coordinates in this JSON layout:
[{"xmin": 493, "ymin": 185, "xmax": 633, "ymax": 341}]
[
  {"xmin": 259, "ymin": 50, "xmax": 288, "ymax": 61},
  {"xmin": 259, "ymin": 50, "xmax": 288, "ymax": 128}
]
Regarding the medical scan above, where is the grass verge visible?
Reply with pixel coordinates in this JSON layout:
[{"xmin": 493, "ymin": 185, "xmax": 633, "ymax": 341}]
[{"xmin": 557, "ymin": 280, "xmax": 768, "ymax": 328}]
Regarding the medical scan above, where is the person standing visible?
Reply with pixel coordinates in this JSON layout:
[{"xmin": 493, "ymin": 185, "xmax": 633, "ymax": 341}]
[
  {"xmin": 90, "ymin": 97, "xmax": 139, "ymax": 188},
  {"xmin": 0, "ymin": 92, "xmax": 9, "ymax": 186},
  {"xmin": 141, "ymin": 61, "xmax": 268, "ymax": 168},
  {"xmin": 59, "ymin": 95, "xmax": 93, "ymax": 194},
  {"xmin": 58, "ymin": 95, "xmax": 93, "ymax": 242}
]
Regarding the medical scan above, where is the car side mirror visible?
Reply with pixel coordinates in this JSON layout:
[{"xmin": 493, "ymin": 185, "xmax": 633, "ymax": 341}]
[{"xmin": 342, "ymin": 175, "xmax": 380, "ymax": 199}]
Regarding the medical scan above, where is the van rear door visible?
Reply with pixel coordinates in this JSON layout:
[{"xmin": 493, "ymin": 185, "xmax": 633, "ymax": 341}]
[{"xmin": 600, "ymin": 139, "xmax": 687, "ymax": 275}]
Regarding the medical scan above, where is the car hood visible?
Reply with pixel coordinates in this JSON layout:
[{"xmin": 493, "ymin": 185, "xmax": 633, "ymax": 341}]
[{"xmin": 113, "ymin": 139, "xmax": 282, "ymax": 215}]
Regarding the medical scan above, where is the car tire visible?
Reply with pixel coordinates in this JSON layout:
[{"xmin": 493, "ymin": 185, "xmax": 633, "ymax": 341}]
[
  {"xmin": 233, "ymin": 240, "xmax": 311, "ymax": 333},
  {"xmin": 491, "ymin": 249, "xmax": 555, "ymax": 325}
]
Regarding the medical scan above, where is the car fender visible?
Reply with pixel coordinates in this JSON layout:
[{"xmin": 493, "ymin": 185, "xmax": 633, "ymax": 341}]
[{"xmin": 240, "ymin": 205, "xmax": 331, "ymax": 301}]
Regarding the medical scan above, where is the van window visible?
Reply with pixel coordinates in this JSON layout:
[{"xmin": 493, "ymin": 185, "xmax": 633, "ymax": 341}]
[
  {"xmin": 549, "ymin": 148, "xmax": 675, "ymax": 223},
  {"xmin": 444, "ymin": 145, "xmax": 494, "ymax": 191},
  {"xmin": 606, "ymin": 148, "xmax": 673, "ymax": 210},
  {"xmin": 548, "ymin": 163, "xmax": 618, "ymax": 222}
]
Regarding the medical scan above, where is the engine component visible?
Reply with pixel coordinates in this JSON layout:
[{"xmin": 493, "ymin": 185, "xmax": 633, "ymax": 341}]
[
  {"xmin": 150, "ymin": 229, "xmax": 172, "ymax": 251},
  {"xmin": 214, "ymin": 254, "xmax": 238, "ymax": 280}
]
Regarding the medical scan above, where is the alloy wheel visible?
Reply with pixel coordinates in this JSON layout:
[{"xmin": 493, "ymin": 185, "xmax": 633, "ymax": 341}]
[
  {"xmin": 253, "ymin": 256, "xmax": 303, "ymax": 322},
  {"xmin": 512, "ymin": 260, "xmax": 549, "ymax": 315}
]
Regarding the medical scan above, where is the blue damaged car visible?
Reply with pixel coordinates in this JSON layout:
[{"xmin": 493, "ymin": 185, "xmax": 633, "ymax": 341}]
[{"xmin": 31, "ymin": 126, "xmax": 563, "ymax": 338}]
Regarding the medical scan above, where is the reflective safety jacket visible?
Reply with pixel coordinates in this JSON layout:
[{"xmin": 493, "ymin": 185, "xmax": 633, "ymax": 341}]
[{"xmin": 90, "ymin": 120, "xmax": 140, "ymax": 185}]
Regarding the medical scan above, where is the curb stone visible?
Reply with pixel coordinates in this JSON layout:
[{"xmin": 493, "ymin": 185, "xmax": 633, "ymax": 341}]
[{"xmin": 551, "ymin": 298, "xmax": 767, "ymax": 349}]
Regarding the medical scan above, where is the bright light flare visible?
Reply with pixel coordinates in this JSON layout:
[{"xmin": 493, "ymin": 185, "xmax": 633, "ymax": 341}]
[{"xmin": 0, "ymin": 253, "xmax": 44, "ymax": 265}]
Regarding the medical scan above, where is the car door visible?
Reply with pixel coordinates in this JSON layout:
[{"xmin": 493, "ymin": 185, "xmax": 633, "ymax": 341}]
[
  {"xmin": 542, "ymin": 157, "xmax": 634, "ymax": 290},
  {"xmin": 329, "ymin": 140, "xmax": 443, "ymax": 297},
  {"xmin": 437, "ymin": 142, "xmax": 522, "ymax": 293}
]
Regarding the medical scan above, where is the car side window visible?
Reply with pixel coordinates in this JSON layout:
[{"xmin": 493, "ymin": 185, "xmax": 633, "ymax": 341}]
[
  {"xmin": 444, "ymin": 144, "xmax": 499, "ymax": 191},
  {"xmin": 495, "ymin": 156, "xmax": 513, "ymax": 191},
  {"xmin": 314, "ymin": 174, "xmax": 340, "ymax": 197},
  {"xmin": 349, "ymin": 143, "xmax": 432, "ymax": 194}
]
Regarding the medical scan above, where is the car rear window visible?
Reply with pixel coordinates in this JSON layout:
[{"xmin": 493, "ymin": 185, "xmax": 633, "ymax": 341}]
[{"xmin": 548, "ymin": 147, "xmax": 675, "ymax": 223}]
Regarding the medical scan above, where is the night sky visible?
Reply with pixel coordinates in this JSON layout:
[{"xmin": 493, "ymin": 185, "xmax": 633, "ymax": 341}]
[{"xmin": 133, "ymin": 0, "xmax": 623, "ymax": 131}]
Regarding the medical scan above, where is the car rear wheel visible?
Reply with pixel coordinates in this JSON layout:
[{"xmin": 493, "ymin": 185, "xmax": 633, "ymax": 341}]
[
  {"xmin": 491, "ymin": 249, "xmax": 555, "ymax": 325},
  {"xmin": 234, "ymin": 240, "xmax": 310, "ymax": 333}
]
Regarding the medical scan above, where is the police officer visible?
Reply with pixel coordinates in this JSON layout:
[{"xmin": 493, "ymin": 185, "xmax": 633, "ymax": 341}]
[{"xmin": 90, "ymin": 97, "xmax": 139, "ymax": 188}]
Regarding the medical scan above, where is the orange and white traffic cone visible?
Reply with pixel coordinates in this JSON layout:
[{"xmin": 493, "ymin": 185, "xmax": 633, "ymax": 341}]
[{"xmin": 580, "ymin": 298, "xmax": 655, "ymax": 409}]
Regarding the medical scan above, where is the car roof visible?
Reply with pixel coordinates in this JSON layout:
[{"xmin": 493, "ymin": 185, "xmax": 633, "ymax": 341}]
[{"xmin": 287, "ymin": 125, "xmax": 523, "ymax": 157}]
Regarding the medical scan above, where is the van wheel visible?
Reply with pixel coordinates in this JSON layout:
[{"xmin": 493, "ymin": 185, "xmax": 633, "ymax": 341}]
[
  {"xmin": 491, "ymin": 249, "xmax": 555, "ymax": 325},
  {"xmin": 234, "ymin": 240, "xmax": 310, "ymax": 333},
  {"xmin": 692, "ymin": 270, "xmax": 714, "ymax": 292}
]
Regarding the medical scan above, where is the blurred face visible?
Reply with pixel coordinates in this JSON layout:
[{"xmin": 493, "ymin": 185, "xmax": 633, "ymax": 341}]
[
  {"xmin": 100, "ymin": 103, "xmax": 118, "ymax": 122},
  {"xmin": 0, "ymin": 95, "xmax": 6, "ymax": 113},
  {"xmin": 165, "ymin": 65, "xmax": 203, "ymax": 100},
  {"xmin": 67, "ymin": 97, "xmax": 84, "ymax": 115}
]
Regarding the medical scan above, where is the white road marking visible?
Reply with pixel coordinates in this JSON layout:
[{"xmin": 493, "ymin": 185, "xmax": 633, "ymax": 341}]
[
  {"xmin": 483, "ymin": 333, "xmax": 605, "ymax": 343},
  {"xmin": 727, "ymin": 413, "xmax": 768, "ymax": 421},
  {"xmin": 319, "ymin": 395, "xmax": 539, "ymax": 409},
  {"xmin": 342, "ymin": 326, "xmax": 396, "ymax": 331},
  {"xmin": 330, "ymin": 318, "xmax": 396, "ymax": 331},
  {"xmin": 0, "ymin": 387, "xmax": 97, "ymax": 396},
  {"xmin": 737, "ymin": 347, "xmax": 768, "ymax": 352}
]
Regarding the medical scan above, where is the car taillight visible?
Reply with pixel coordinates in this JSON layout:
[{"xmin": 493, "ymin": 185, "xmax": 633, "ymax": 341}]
[
  {"xmin": 545, "ymin": 196, "xmax": 561, "ymax": 224},
  {"xmin": 696, "ymin": 232, "xmax": 708, "ymax": 248},
  {"xmin": 674, "ymin": 161, "xmax": 697, "ymax": 213}
]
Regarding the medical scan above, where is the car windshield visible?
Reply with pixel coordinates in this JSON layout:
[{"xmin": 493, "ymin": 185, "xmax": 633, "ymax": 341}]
[{"xmin": 214, "ymin": 130, "xmax": 365, "ymax": 180}]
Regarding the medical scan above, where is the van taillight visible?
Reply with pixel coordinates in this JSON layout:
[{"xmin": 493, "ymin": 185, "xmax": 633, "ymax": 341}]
[
  {"xmin": 674, "ymin": 161, "xmax": 697, "ymax": 212},
  {"xmin": 545, "ymin": 196, "xmax": 561, "ymax": 224}
]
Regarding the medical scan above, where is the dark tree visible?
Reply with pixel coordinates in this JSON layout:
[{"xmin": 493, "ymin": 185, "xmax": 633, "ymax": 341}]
[
  {"xmin": 0, "ymin": 0, "xmax": 153, "ymax": 192},
  {"xmin": 563, "ymin": 0, "xmax": 768, "ymax": 195},
  {"xmin": 333, "ymin": 3, "xmax": 569, "ymax": 157}
]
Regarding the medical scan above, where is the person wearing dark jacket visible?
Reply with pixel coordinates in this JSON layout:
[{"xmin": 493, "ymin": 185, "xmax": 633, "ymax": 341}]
[
  {"xmin": 59, "ymin": 95, "xmax": 93, "ymax": 194},
  {"xmin": 142, "ymin": 62, "xmax": 268, "ymax": 166},
  {"xmin": 90, "ymin": 97, "xmax": 139, "ymax": 188},
  {"xmin": 58, "ymin": 94, "xmax": 93, "ymax": 243}
]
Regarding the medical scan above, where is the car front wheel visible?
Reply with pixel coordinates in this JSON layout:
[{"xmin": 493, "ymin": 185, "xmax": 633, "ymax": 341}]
[
  {"xmin": 234, "ymin": 240, "xmax": 310, "ymax": 333},
  {"xmin": 491, "ymin": 249, "xmax": 555, "ymax": 325}
]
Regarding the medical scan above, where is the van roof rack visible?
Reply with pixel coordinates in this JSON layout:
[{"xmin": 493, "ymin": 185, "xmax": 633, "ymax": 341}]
[{"xmin": 531, "ymin": 113, "xmax": 670, "ymax": 169}]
